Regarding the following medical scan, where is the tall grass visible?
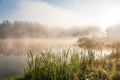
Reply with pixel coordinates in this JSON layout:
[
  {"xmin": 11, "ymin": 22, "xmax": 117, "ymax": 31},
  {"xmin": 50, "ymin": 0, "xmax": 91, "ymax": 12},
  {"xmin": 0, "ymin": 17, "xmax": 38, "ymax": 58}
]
[
  {"xmin": 10, "ymin": 49, "xmax": 111, "ymax": 80},
  {"xmin": 7, "ymin": 38, "xmax": 120, "ymax": 80},
  {"xmin": 23, "ymin": 49, "xmax": 81, "ymax": 80}
]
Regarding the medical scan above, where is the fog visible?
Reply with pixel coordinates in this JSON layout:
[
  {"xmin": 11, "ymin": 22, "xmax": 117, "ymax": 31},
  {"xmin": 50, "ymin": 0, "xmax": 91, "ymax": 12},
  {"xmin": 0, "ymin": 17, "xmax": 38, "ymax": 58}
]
[
  {"xmin": 0, "ymin": 20, "xmax": 104, "ymax": 38},
  {"xmin": 106, "ymin": 23, "xmax": 120, "ymax": 38},
  {"xmin": 0, "ymin": 20, "xmax": 120, "ymax": 79},
  {"xmin": 0, "ymin": 38, "xmax": 78, "ymax": 55},
  {"xmin": 0, "ymin": 38, "xmax": 79, "ymax": 80},
  {"xmin": 1, "ymin": 0, "xmax": 120, "ymax": 79}
]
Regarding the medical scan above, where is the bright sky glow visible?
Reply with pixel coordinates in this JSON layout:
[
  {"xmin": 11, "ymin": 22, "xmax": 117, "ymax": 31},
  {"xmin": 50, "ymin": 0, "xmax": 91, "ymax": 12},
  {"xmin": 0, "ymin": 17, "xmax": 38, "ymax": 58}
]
[{"xmin": 0, "ymin": 0, "xmax": 120, "ymax": 31}]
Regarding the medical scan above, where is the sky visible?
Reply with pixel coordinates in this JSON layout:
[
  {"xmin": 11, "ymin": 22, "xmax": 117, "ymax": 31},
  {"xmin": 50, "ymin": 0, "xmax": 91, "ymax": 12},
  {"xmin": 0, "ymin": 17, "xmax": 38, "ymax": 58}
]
[{"xmin": 0, "ymin": 0, "xmax": 120, "ymax": 31}]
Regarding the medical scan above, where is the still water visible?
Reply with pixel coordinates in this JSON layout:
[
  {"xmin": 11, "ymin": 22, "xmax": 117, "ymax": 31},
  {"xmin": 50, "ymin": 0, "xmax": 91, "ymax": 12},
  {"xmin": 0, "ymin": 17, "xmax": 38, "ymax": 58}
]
[
  {"xmin": 0, "ymin": 38, "xmax": 111, "ymax": 79},
  {"xmin": 0, "ymin": 54, "xmax": 26, "ymax": 80},
  {"xmin": 0, "ymin": 38, "xmax": 77, "ymax": 79}
]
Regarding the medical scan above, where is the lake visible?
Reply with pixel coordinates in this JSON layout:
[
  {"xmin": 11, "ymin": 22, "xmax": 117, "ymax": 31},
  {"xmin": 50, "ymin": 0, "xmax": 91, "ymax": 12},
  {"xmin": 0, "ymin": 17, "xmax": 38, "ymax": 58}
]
[{"xmin": 0, "ymin": 38, "xmax": 78, "ymax": 79}]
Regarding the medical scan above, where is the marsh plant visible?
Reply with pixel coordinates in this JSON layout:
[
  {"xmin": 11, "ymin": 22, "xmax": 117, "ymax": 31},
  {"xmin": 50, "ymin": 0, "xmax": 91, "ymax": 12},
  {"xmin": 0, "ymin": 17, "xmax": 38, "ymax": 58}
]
[
  {"xmin": 10, "ymin": 50, "xmax": 110, "ymax": 80},
  {"xmin": 8, "ymin": 38, "xmax": 120, "ymax": 80}
]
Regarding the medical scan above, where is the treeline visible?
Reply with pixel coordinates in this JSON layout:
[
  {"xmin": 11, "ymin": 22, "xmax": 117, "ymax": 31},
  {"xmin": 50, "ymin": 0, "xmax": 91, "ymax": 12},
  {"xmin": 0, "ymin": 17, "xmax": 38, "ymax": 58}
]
[{"xmin": 0, "ymin": 20, "xmax": 103, "ymax": 38}]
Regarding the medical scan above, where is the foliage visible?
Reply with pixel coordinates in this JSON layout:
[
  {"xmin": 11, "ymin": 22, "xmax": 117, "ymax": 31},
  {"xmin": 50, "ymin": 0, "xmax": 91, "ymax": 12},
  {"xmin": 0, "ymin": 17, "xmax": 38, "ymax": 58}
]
[
  {"xmin": 0, "ymin": 20, "xmax": 102, "ymax": 38},
  {"xmin": 112, "ymin": 72, "xmax": 120, "ymax": 80},
  {"xmin": 9, "ymin": 49, "xmax": 111, "ymax": 80},
  {"xmin": 7, "ymin": 38, "xmax": 120, "ymax": 80}
]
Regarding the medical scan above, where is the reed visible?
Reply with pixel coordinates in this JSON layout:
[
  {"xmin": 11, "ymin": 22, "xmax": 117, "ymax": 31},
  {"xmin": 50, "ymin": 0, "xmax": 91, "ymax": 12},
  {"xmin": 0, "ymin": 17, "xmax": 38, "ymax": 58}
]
[{"xmin": 7, "ymin": 38, "xmax": 120, "ymax": 80}]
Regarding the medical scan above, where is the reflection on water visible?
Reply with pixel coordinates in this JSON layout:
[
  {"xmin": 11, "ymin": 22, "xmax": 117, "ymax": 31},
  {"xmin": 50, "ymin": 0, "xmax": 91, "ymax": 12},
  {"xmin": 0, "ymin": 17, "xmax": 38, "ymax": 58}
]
[
  {"xmin": 0, "ymin": 54, "xmax": 26, "ymax": 80},
  {"xmin": 0, "ymin": 38, "xmax": 77, "ymax": 55},
  {"xmin": 0, "ymin": 38, "xmax": 77, "ymax": 79},
  {"xmin": 0, "ymin": 38, "xmax": 111, "ymax": 79}
]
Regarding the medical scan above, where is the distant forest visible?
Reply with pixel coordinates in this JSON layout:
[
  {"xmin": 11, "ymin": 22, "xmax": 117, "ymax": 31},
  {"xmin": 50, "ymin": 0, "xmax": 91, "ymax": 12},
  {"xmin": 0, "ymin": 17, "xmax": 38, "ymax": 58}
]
[{"xmin": 0, "ymin": 20, "xmax": 118, "ymax": 38}]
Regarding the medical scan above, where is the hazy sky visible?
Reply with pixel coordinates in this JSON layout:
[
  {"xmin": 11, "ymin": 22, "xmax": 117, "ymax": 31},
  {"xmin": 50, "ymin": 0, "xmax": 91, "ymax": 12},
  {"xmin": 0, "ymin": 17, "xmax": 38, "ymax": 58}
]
[{"xmin": 0, "ymin": 0, "xmax": 120, "ymax": 31}]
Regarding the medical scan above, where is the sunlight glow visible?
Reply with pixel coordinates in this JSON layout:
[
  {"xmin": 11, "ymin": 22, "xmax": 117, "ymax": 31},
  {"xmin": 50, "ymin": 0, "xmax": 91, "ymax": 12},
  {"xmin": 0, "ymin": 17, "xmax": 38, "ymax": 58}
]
[{"xmin": 11, "ymin": 0, "xmax": 120, "ymax": 31}]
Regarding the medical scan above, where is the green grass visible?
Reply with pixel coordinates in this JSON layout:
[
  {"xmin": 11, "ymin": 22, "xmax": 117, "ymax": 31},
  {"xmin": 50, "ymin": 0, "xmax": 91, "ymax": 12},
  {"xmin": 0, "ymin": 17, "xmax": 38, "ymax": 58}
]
[
  {"xmin": 7, "ymin": 38, "xmax": 120, "ymax": 80},
  {"xmin": 9, "ymin": 49, "xmax": 111, "ymax": 80}
]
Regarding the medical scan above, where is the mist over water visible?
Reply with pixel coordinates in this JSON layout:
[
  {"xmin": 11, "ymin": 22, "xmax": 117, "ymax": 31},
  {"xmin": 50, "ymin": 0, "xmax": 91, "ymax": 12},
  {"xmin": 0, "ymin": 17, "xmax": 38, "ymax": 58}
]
[
  {"xmin": 0, "ymin": 38, "xmax": 78, "ymax": 80},
  {"xmin": 0, "ymin": 37, "xmax": 114, "ymax": 80},
  {"xmin": 1, "ymin": 0, "xmax": 120, "ymax": 79},
  {"xmin": 0, "ymin": 21, "xmax": 120, "ymax": 79}
]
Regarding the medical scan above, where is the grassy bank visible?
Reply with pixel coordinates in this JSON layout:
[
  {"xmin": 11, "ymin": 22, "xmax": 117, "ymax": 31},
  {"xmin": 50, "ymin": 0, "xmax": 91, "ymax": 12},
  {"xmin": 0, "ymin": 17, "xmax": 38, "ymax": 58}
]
[
  {"xmin": 6, "ymin": 38, "xmax": 120, "ymax": 80},
  {"xmin": 6, "ymin": 50, "xmax": 119, "ymax": 80}
]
